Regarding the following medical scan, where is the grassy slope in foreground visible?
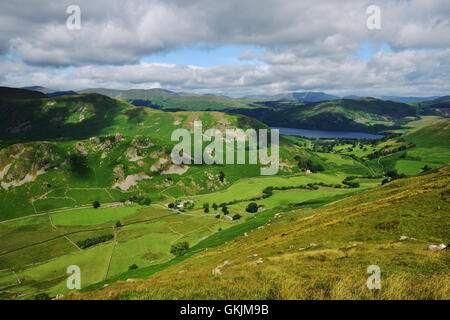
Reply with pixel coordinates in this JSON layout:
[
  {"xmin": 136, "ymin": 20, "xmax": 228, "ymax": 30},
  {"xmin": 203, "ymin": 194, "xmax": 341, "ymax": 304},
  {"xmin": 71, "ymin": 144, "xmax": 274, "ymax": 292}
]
[{"xmin": 70, "ymin": 166, "xmax": 450, "ymax": 300}]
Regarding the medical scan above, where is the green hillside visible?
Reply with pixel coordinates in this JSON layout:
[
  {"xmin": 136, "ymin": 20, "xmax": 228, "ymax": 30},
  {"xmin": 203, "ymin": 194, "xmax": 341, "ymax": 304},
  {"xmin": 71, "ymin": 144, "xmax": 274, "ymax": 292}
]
[
  {"xmin": 366, "ymin": 118, "xmax": 450, "ymax": 176},
  {"xmin": 0, "ymin": 93, "xmax": 303, "ymax": 221},
  {"xmin": 228, "ymin": 98, "xmax": 432, "ymax": 133},
  {"xmin": 418, "ymin": 97, "xmax": 450, "ymax": 117},
  {"xmin": 405, "ymin": 118, "xmax": 450, "ymax": 147},
  {"xmin": 71, "ymin": 166, "xmax": 449, "ymax": 300},
  {"xmin": 80, "ymin": 88, "xmax": 254, "ymax": 111},
  {"xmin": 0, "ymin": 93, "xmax": 268, "ymax": 141}
]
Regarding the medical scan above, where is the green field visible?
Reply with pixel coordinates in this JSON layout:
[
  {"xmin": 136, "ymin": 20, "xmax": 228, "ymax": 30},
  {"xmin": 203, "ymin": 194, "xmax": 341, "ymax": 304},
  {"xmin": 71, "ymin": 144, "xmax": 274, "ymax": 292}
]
[{"xmin": 0, "ymin": 203, "xmax": 243, "ymax": 299}]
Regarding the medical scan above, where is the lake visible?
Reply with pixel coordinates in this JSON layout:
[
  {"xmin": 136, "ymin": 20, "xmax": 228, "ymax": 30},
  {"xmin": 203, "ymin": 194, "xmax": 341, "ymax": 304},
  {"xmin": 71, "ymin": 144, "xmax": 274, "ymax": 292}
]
[{"xmin": 271, "ymin": 127, "xmax": 384, "ymax": 139}]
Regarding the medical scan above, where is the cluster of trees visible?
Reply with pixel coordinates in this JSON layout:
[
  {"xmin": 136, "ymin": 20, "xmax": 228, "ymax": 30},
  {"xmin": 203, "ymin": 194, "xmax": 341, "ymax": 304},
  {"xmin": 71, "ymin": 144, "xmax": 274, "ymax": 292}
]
[
  {"xmin": 127, "ymin": 194, "xmax": 151, "ymax": 205},
  {"xmin": 168, "ymin": 201, "xmax": 193, "ymax": 210},
  {"xmin": 263, "ymin": 182, "xmax": 346, "ymax": 194},
  {"xmin": 262, "ymin": 187, "xmax": 273, "ymax": 198},
  {"xmin": 366, "ymin": 143, "xmax": 415, "ymax": 160},
  {"xmin": 342, "ymin": 176, "xmax": 360, "ymax": 188},
  {"xmin": 170, "ymin": 241, "xmax": 189, "ymax": 256},
  {"xmin": 381, "ymin": 169, "xmax": 406, "ymax": 185},
  {"xmin": 95, "ymin": 194, "xmax": 151, "ymax": 209},
  {"xmin": 294, "ymin": 156, "xmax": 325, "ymax": 173},
  {"xmin": 221, "ymin": 204, "xmax": 229, "ymax": 215},
  {"xmin": 246, "ymin": 202, "xmax": 259, "ymax": 213},
  {"xmin": 306, "ymin": 138, "xmax": 379, "ymax": 154},
  {"xmin": 232, "ymin": 214, "xmax": 242, "ymax": 220},
  {"xmin": 213, "ymin": 181, "xmax": 351, "ymax": 212},
  {"xmin": 33, "ymin": 293, "xmax": 51, "ymax": 300},
  {"xmin": 137, "ymin": 197, "xmax": 151, "ymax": 206},
  {"xmin": 128, "ymin": 264, "xmax": 138, "ymax": 270},
  {"xmin": 203, "ymin": 202, "xmax": 210, "ymax": 213},
  {"xmin": 76, "ymin": 234, "xmax": 113, "ymax": 249}
]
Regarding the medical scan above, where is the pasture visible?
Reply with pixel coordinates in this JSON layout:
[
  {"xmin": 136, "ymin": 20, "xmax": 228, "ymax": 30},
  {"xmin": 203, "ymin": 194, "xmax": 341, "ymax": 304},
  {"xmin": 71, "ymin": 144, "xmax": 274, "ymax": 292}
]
[{"xmin": 0, "ymin": 203, "xmax": 239, "ymax": 299}]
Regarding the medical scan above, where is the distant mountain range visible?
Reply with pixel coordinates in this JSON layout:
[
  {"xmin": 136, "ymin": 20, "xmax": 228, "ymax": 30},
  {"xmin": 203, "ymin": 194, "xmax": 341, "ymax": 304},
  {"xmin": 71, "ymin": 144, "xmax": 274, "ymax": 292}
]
[
  {"xmin": 20, "ymin": 86, "xmax": 447, "ymax": 104},
  {"xmin": 5, "ymin": 86, "xmax": 447, "ymax": 133},
  {"xmin": 378, "ymin": 96, "xmax": 442, "ymax": 103},
  {"xmin": 22, "ymin": 86, "xmax": 78, "ymax": 98},
  {"xmin": 264, "ymin": 91, "xmax": 340, "ymax": 102},
  {"xmin": 246, "ymin": 92, "xmax": 443, "ymax": 103}
]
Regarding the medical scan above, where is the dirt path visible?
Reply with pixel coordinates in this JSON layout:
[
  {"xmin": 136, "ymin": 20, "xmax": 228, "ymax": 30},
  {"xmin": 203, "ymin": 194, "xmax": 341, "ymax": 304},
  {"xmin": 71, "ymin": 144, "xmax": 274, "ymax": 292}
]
[
  {"xmin": 104, "ymin": 231, "xmax": 117, "ymax": 280},
  {"xmin": 48, "ymin": 213, "xmax": 56, "ymax": 229},
  {"xmin": 377, "ymin": 156, "xmax": 385, "ymax": 174},
  {"xmin": 13, "ymin": 271, "xmax": 21, "ymax": 285},
  {"xmin": 64, "ymin": 235, "xmax": 82, "ymax": 251}
]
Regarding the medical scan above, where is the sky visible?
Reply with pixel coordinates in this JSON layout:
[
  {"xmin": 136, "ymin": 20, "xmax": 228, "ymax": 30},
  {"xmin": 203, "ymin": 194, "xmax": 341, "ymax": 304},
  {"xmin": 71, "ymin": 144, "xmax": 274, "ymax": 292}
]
[{"xmin": 0, "ymin": 0, "xmax": 449, "ymax": 97}]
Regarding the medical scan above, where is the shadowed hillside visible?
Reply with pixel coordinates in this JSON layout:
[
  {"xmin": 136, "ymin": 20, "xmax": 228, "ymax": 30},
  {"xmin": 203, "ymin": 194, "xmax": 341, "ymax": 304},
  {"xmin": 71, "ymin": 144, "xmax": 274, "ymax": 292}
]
[
  {"xmin": 0, "ymin": 87, "xmax": 46, "ymax": 100},
  {"xmin": 226, "ymin": 98, "xmax": 436, "ymax": 133}
]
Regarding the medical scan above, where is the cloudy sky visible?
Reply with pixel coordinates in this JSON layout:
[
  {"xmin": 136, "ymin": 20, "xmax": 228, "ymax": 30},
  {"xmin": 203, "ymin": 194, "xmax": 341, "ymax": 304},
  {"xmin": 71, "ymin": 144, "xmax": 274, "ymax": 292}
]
[{"xmin": 0, "ymin": 0, "xmax": 449, "ymax": 97}]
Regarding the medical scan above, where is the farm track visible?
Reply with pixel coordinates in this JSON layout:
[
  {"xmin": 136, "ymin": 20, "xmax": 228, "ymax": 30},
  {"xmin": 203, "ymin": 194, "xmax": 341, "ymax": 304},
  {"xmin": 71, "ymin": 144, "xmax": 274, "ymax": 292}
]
[
  {"xmin": 64, "ymin": 235, "xmax": 82, "ymax": 251},
  {"xmin": 104, "ymin": 231, "xmax": 117, "ymax": 280}
]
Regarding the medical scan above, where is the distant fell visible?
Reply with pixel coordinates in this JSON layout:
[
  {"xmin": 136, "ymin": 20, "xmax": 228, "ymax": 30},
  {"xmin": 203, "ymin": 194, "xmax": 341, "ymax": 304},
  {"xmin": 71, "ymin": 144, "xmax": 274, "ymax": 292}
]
[{"xmin": 0, "ymin": 86, "xmax": 46, "ymax": 100}]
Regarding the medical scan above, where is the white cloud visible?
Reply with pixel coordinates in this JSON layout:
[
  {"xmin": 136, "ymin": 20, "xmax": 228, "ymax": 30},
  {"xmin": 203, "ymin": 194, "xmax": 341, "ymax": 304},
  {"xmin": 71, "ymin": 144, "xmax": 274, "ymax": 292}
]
[
  {"xmin": 0, "ymin": 0, "xmax": 449, "ymax": 96},
  {"xmin": 238, "ymin": 49, "xmax": 256, "ymax": 60}
]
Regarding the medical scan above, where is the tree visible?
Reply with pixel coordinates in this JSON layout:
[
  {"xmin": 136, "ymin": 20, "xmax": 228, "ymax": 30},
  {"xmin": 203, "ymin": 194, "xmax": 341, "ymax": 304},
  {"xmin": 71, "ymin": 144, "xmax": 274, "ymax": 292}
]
[
  {"xmin": 170, "ymin": 241, "xmax": 189, "ymax": 257},
  {"xmin": 203, "ymin": 202, "xmax": 210, "ymax": 213},
  {"xmin": 93, "ymin": 201, "xmax": 100, "ymax": 209},
  {"xmin": 246, "ymin": 202, "xmax": 258, "ymax": 213},
  {"xmin": 129, "ymin": 195, "xmax": 138, "ymax": 202},
  {"xmin": 128, "ymin": 264, "xmax": 138, "ymax": 271},
  {"xmin": 387, "ymin": 169, "xmax": 400, "ymax": 179},
  {"xmin": 168, "ymin": 202, "xmax": 175, "ymax": 209},
  {"xmin": 219, "ymin": 171, "xmax": 225, "ymax": 183},
  {"xmin": 212, "ymin": 203, "xmax": 218, "ymax": 210},
  {"xmin": 33, "ymin": 293, "xmax": 51, "ymax": 300},
  {"xmin": 262, "ymin": 187, "xmax": 273, "ymax": 198},
  {"xmin": 387, "ymin": 169, "xmax": 405, "ymax": 180},
  {"xmin": 232, "ymin": 214, "xmax": 242, "ymax": 221},
  {"xmin": 221, "ymin": 205, "xmax": 229, "ymax": 215},
  {"xmin": 115, "ymin": 221, "xmax": 122, "ymax": 228},
  {"xmin": 138, "ymin": 197, "xmax": 151, "ymax": 206},
  {"xmin": 215, "ymin": 214, "xmax": 220, "ymax": 219}
]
